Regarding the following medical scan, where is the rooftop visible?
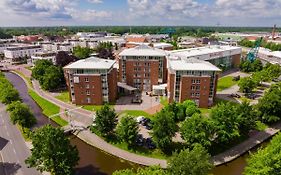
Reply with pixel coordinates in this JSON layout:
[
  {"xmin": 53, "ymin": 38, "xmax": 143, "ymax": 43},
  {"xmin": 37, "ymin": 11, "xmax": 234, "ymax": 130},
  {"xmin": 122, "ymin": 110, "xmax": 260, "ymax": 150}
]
[
  {"xmin": 168, "ymin": 57, "xmax": 221, "ymax": 72},
  {"xmin": 64, "ymin": 57, "xmax": 115, "ymax": 70},
  {"xmin": 168, "ymin": 45, "xmax": 241, "ymax": 58},
  {"xmin": 119, "ymin": 44, "xmax": 166, "ymax": 57}
]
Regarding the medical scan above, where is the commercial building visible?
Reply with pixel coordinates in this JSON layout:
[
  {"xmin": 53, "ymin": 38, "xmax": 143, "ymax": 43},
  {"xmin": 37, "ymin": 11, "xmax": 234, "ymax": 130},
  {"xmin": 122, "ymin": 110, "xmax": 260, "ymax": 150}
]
[
  {"xmin": 258, "ymin": 47, "xmax": 281, "ymax": 65},
  {"xmin": 4, "ymin": 45, "xmax": 42, "ymax": 60},
  {"xmin": 31, "ymin": 51, "xmax": 57, "ymax": 64},
  {"xmin": 63, "ymin": 57, "xmax": 117, "ymax": 105},
  {"xmin": 119, "ymin": 45, "xmax": 167, "ymax": 91},
  {"xmin": 168, "ymin": 45, "xmax": 242, "ymax": 70},
  {"xmin": 167, "ymin": 57, "xmax": 221, "ymax": 107}
]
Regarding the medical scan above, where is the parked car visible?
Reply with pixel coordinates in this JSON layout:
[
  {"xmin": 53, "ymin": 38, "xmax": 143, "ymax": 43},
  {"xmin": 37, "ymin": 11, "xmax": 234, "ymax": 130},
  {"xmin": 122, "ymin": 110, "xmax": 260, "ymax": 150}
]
[{"xmin": 145, "ymin": 137, "xmax": 156, "ymax": 149}]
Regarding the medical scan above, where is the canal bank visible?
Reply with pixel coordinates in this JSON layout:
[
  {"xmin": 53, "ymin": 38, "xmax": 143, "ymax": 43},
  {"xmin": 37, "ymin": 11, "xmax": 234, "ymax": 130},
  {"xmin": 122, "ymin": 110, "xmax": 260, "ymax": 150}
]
[
  {"xmin": 8, "ymin": 69, "xmax": 281, "ymax": 174},
  {"xmin": 5, "ymin": 72, "xmax": 139, "ymax": 175}
]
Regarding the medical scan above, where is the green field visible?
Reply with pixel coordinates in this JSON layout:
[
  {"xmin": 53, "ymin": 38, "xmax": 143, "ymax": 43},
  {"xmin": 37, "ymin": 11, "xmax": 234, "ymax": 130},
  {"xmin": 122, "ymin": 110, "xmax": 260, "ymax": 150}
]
[
  {"xmin": 55, "ymin": 91, "xmax": 70, "ymax": 103},
  {"xmin": 118, "ymin": 110, "xmax": 152, "ymax": 118},
  {"xmin": 28, "ymin": 89, "xmax": 68, "ymax": 126},
  {"xmin": 217, "ymin": 76, "xmax": 237, "ymax": 91}
]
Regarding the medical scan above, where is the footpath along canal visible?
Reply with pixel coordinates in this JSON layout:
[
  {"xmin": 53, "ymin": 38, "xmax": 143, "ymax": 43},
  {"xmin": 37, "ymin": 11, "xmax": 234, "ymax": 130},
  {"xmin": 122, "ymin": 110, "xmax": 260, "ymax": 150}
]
[{"xmin": 5, "ymin": 71, "xmax": 273, "ymax": 175}]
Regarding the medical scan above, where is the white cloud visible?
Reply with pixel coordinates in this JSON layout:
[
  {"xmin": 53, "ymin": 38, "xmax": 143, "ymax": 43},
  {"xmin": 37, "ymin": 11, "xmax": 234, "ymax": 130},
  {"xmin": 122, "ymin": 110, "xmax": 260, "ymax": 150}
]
[
  {"xmin": 88, "ymin": 0, "xmax": 103, "ymax": 3},
  {"xmin": 66, "ymin": 8, "xmax": 112, "ymax": 21}
]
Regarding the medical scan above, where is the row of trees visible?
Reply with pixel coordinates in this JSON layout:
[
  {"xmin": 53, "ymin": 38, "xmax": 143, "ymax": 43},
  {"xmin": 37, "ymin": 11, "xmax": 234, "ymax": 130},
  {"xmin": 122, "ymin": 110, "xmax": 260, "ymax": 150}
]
[
  {"xmin": 238, "ymin": 63, "xmax": 281, "ymax": 93},
  {"xmin": 31, "ymin": 60, "xmax": 65, "ymax": 91},
  {"xmin": 0, "ymin": 72, "xmax": 20, "ymax": 104},
  {"xmin": 239, "ymin": 38, "xmax": 281, "ymax": 51},
  {"xmin": 113, "ymin": 144, "xmax": 213, "ymax": 175}
]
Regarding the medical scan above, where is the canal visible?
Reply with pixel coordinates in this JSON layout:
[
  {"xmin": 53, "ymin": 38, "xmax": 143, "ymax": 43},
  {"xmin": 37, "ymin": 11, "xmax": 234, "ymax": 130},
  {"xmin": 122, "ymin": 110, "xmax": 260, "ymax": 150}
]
[{"xmin": 5, "ymin": 72, "xmax": 266, "ymax": 175}]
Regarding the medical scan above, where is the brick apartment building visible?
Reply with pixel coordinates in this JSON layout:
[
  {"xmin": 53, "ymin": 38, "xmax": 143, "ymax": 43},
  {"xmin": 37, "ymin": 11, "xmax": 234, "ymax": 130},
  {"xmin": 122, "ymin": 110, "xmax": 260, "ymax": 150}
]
[
  {"xmin": 167, "ymin": 57, "xmax": 221, "ymax": 108},
  {"xmin": 63, "ymin": 57, "xmax": 117, "ymax": 105},
  {"xmin": 119, "ymin": 45, "xmax": 167, "ymax": 91}
]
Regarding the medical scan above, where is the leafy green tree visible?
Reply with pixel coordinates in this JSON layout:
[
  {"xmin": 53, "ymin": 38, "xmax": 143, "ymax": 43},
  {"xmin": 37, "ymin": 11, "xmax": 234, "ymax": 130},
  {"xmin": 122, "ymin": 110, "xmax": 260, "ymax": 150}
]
[
  {"xmin": 25, "ymin": 125, "xmax": 79, "ymax": 175},
  {"xmin": 0, "ymin": 87, "xmax": 20, "ymax": 104},
  {"xmin": 113, "ymin": 166, "xmax": 166, "ymax": 175},
  {"xmin": 116, "ymin": 115, "xmax": 139, "ymax": 147},
  {"xmin": 96, "ymin": 42, "xmax": 114, "ymax": 59},
  {"xmin": 252, "ymin": 59, "xmax": 263, "ymax": 72},
  {"xmin": 73, "ymin": 46, "xmax": 93, "ymax": 59},
  {"xmin": 31, "ymin": 60, "xmax": 53, "ymax": 80},
  {"xmin": 257, "ymin": 83, "xmax": 281, "ymax": 123},
  {"xmin": 238, "ymin": 77, "xmax": 257, "ymax": 93},
  {"xmin": 244, "ymin": 133, "xmax": 281, "ymax": 175},
  {"xmin": 55, "ymin": 51, "xmax": 77, "ymax": 67},
  {"xmin": 7, "ymin": 101, "xmax": 36, "ymax": 129},
  {"xmin": 180, "ymin": 113, "xmax": 213, "ymax": 148},
  {"xmin": 211, "ymin": 103, "xmax": 240, "ymax": 144},
  {"xmin": 94, "ymin": 104, "xmax": 117, "ymax": 136},
  {"xmin": 41, "ymin": 66, "xmax": 65, "ymax": 90},
  {"xmin": 183, "ymin": 100, "xmax": 201, "ymax": 118},
  {"xmin": 240, "ymin": 60, "xmax": 253, "ymax": 72},
  {"xmin": 152, "ymin": 109, "xmax": 177, "ymax": 152},
  {"xmin": 236, "ymin": 101, "xmax": 258, "ymax": 135},
  {"xmin": 168, "ymin": 144, "xmax": 214, "ymax": 175}
]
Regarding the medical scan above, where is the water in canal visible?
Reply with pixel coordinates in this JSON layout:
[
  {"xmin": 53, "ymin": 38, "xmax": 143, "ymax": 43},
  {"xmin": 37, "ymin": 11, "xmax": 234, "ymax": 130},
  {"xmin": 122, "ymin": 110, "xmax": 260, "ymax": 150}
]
[{"xmin": 5, "ymin": 72, "xmax": 266, "ymax": 175}]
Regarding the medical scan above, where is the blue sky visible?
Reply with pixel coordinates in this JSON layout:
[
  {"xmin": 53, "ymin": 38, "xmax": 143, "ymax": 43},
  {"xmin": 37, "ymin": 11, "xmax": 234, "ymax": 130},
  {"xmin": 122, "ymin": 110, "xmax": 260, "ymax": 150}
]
[{"xmin": 0, "ymin": 0, "xmax": 280, "ymax": 27}]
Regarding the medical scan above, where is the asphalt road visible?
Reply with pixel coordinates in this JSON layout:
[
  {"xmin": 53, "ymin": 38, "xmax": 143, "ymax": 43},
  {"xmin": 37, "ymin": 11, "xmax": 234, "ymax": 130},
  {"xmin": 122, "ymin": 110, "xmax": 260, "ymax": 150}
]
[{"xmin": 0, "ymin": 103, "xmax": 40, "ymax": 175}]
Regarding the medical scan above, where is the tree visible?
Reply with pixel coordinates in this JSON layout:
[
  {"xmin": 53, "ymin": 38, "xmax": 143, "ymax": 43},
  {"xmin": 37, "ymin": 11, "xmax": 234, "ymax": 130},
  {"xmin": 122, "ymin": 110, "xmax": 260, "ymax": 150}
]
[
  {"xmin": 96, "ymin": 42, "xmax": 114, "ymax": 59},
  {"xmin": 168, "ymin": 144, "xmax": 214, "ymax": 175},
  {"xmin": 31, "ymin": 60, "xmax": 53, "ymax": 80},
  {"xmin": 244, "ymin": 133, "xmax": 281, "ymax": 175},
  {"xmin": 73, "ymin": 46, "xmax": 93, "ymax": 59},
  {"xmin": 0, "ymin": 87, "xmax": 20, "ymax": 104},
  {"xmin": 256, "ymin": 83, "xmax": 281, "ymax": 123},
  {"xmin": 211, "ymin": 103, "xmax": 240, "ymax": 144},
  {"xmin": 25, "ymin": 125, "xmax": 79, "ymax": 175},
  {"xmin": 238, "ymin": 77, "xmax": 257, "ymax": 93},
  {"xmin": 41, "ymin": 66, "xmax": 65, "ymax": 90},
  {"xmin": 113, "ymin": 166, "xmax": 166, "ymax": 175},
  {"xmin": 180, "ymin": 113, "xmax": 213, "ymax": 148},
  {"xmin": 7, "ymin": 101, "xmax": 36, "ymax": 129},
  {"xmin": 240, "ymin": 60, "xmax": 253, "ymax": 72},
  {"xmin": 152, "ymin": 109, "xmax": 177, "ymax": 152},
  {"xmin": 252, "ymin": 59, "xmax": 263, "ymax": 72},
  {"xmin": 94, "ymin": 104, "xmax": 117, "ymax": 136},
  {"xmin": 236, "ymin": 101, "xmax": 258, "ymax": 135},
  {"xmin": 183, "ymin": 100, "xmax": 201, "ymax": 118},
  {"xmin": 116, "ymin": 115, "xmax": 139, "ymax": 147},
  {"xmin": 55, "ymin": 51, "xmax": 77, "ymax": 67}
]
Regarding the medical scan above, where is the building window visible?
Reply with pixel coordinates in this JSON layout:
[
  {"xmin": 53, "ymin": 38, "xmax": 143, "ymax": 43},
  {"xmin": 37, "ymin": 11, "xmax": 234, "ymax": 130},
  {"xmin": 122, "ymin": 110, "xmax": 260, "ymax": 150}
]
[
  {"xmin": 196, "ymin": 86, "xmax": 200, "ymax": 90},
  {"xmin": 85, "ymin": 77, "xmax": 89, "ymax": 82},
  {"xmin": 196, "ymin": 92, "xmax": 200, "ymax": 97},
  {"xmin": 86, "ymin": 84, "xmax": 90, "ymax": 89},
  {"xmin": 86, "ymin": 97, "xmax": 91, "ymax": 104},
  {"xmin": 196, "ymin": 79, "xmax": 201, "ymax": 84},
  {"xmin": 86, "ymin": 90, "xmax": 90, "ymax": 95},
  {"xmin": 191, "ymin": 92, "xmax": 195, "ymax": 97},
  {"xmin": 191, "ymin": 86, "xmax": 196, "ymax": 90},
  {"xmin": 192, "ymin": 79, "xmax": 196, "ymax": 84}
]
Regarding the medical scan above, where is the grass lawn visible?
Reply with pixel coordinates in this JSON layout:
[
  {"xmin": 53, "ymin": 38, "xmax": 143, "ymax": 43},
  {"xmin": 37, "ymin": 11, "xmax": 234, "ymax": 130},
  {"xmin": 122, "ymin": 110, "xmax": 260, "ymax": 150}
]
[
  {"xmin": 118, "ymin": 110, "xmax": 152, "ymax": 118},
  {"xmin": 217, "ymin": 76, "xmax": 237, "ymax": 91},
  {"xmin": 55, "ymin": 91, "xmax": 70, "ymax": 103},
  {"xmin": 160, "ymin": 96, "xmax": 169, "ymax": 106},
  {"xmin": 82, "ymin": 105, "xmax": 114, "ymax": 112},
  {"xmin": 28, "ymin": 89, "xmax": 68, "ymax": 126}
]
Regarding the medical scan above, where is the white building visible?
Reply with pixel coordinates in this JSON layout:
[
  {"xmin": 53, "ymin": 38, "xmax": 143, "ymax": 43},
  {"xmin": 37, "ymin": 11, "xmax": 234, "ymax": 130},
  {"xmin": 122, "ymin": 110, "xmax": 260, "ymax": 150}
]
[
  {"xmin": 51, "ymin": 43, "xmax": 73, "ymax": 52},
  {"xmin": 4, "ymin": 45, "xmax": 42, "ymax": 60},
  {"xmin": 31, "ymin": 51, "xmax": 57, "ymax": 64},
  {"xmin": 258, "ymin": 47, "xmax": 281, "ymax": 65}
]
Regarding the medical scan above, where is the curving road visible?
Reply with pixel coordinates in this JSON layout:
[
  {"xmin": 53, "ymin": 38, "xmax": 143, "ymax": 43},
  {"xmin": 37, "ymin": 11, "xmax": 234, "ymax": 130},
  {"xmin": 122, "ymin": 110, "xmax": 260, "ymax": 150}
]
[{"xmin": 0, "ymin": 103, "xmax": 40, "ymax": 175}]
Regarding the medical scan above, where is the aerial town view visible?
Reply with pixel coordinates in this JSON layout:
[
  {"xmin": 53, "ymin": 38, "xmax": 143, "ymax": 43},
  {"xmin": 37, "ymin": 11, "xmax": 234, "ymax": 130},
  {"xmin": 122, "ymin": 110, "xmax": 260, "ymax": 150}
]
[{"xmin": 1, "ymin": 1, "xmax": 281, "ymax": 175}]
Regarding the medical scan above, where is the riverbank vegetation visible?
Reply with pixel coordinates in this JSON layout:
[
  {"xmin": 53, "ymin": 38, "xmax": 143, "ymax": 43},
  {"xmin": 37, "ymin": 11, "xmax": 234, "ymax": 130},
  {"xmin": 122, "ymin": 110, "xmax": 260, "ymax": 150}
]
[
  {"xmin": 0, "ymin": 72, "xmax": 20, "ymax": 104},
  {"xmin": 28, "ymin": 89, "xmax": 68, "ymax": 126}
]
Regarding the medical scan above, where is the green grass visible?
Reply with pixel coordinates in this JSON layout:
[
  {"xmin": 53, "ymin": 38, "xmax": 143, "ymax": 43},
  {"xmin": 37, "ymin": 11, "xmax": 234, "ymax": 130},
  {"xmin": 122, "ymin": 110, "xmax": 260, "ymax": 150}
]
[
  {"xmin": 118, "ymin": 110, "xmax": 152, "ymax": 118},
  {"xmin": 25, "ymin": 66, "xmax": 33, "ymax": 71},
  {"xmin": 28, "ymin": 89, "xmax": 68, "ymax": 126},
  {"xmin": 82, "ymin": 105, "xmax": 114, "ymax": 111},
  {"xmin": 17, "ymin": 125, "xmax": 32, "ymax": 141},
  {"xmin": 217, "ymin": 76, "xmax": 237, "ymax": 91},
  {"xmin": 55, "ymin": 91, "xmax": 70, "ymax": 103},
  {"xmin": 160, "ymin": 96, "xmax": 169, "ymax": 106}
]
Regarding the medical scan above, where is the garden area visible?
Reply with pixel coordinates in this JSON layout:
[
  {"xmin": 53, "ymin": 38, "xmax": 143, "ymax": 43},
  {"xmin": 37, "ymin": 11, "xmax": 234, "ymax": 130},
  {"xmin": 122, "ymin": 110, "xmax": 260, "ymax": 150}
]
[{"xmin": 217, "ymin": 76, "xmax": 237, "ymax": 91}]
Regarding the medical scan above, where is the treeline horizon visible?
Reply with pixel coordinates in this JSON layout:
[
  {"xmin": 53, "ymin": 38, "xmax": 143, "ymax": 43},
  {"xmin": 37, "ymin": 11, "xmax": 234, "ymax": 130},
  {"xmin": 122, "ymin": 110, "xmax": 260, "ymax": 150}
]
[{"xmin": 0, "ymin": 26, "xmax": 279, "ymax": 38}]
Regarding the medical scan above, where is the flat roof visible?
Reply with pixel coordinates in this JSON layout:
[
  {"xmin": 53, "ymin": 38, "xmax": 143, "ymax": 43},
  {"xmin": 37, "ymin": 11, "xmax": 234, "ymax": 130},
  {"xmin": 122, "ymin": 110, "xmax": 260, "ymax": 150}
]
[
  {"xmin": 168, "ymin": 57, "xmax": 221, "ymax": 72},
  {"xmin": 119, "ymin": 45, "xmax": 166, "ymax": 57},
  {"xmin": 168, "ymin": 45, "xmax": 241, "ymax": 59},
  {"xmin": 64, "ymin": 57, "xmax": 115, "ymax": 70}
]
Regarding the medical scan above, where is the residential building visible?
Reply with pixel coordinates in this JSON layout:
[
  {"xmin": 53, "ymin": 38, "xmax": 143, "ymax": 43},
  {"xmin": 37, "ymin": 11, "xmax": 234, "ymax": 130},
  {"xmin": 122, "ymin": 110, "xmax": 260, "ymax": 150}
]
[
  {"xmin": 4, "ymin": 45, "xmax": 42, "ymax": 60},
  {"xmin": 168, "ymin": 45, "xmax": 242, "ymax": 70},
  {"xmin": 31, "ymin": 51, "xmax": 57, "ymax": 64},
  {"xmin": 258, "ymin": 47, "xmax": 281, "ymax": 65},
  {"xmin": 119, "ymin": 45, "xmax": 167, "ymax": 91},
  {"xmin": 167, "ymin": 57, "xmax": 221, "ymax": 108},
  {"xmin": 51, "ymin": 43, "xmax": 73, "ymax": 52},
  {"xmin": 63, "ymin": 57, "xmax": 117, "ymax": 105}
]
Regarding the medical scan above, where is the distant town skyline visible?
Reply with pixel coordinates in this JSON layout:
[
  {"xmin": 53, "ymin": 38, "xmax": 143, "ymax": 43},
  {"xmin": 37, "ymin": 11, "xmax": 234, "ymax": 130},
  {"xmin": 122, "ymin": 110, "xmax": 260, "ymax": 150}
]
[{"xmin": 0, "ymin": 0, "xmax": 280, "ymax": 27}]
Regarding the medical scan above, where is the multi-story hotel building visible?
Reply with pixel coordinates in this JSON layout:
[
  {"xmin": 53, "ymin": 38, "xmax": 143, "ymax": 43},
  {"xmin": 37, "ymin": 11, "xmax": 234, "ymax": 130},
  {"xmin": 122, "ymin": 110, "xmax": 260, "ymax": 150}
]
[
  {"xmin": 167, "ymin": 57, "xmax": 221, "ymax": 108},
  {"xmin": 63, "ymin": 57, "xmax": 117, "ymax": 105},
  {"xmin": 31, "ymin": 51, "xmax": 57, "ymax": 64},
  {"xmin": 119, "ymin": 45, "xmax": 167, "ymax": 91},
  {"xmin": 168, "ymin": 45, "xmax": 242, "ymax": 70},
  {"xmin": 4, "ymin": 45, "xmax": 42, "ymax": 60}
]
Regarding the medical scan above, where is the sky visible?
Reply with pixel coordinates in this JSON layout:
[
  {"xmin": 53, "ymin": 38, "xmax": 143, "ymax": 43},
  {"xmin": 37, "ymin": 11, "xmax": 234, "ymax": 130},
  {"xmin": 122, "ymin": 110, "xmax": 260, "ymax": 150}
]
[{"xmin": 0, "ymin": 0, "xmax": 280, "ymax": 27}]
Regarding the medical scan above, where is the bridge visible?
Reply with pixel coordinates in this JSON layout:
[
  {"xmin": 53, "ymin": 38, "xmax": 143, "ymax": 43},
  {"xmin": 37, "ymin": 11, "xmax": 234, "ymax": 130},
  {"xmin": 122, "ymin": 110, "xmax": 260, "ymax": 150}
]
[{"xmin": 62, "ymin": 121, "xmax": 88, "ymax": 135}]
